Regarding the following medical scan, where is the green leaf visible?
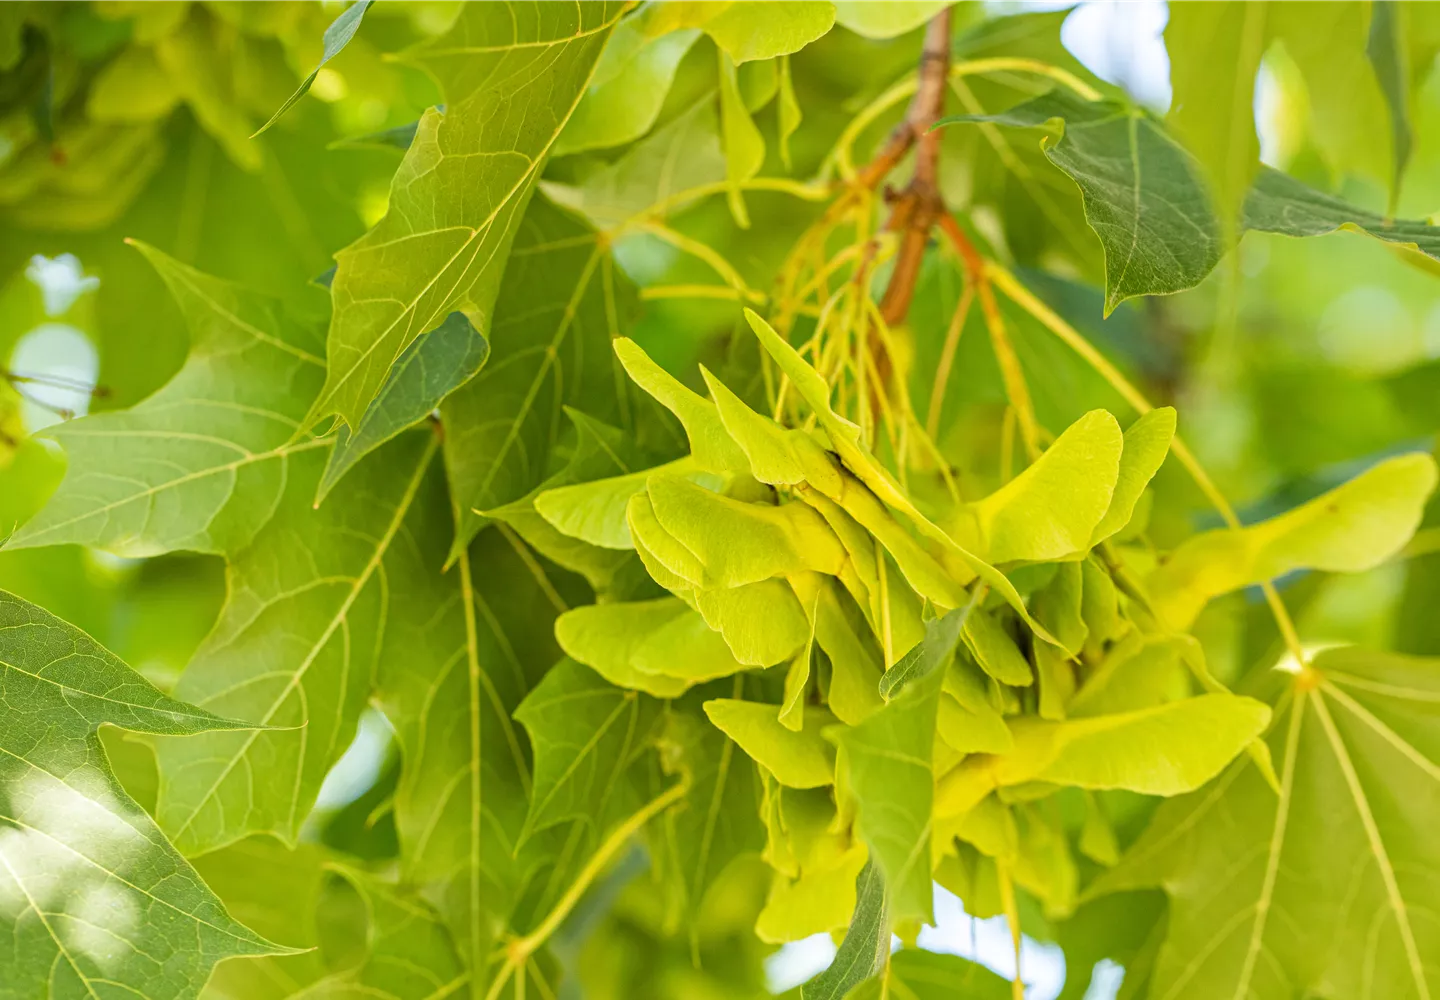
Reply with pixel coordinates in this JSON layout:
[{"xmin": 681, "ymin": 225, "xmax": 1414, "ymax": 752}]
[
  {"xmin": 1243, "ymin": 164, "xmax": 1440, "ymax": 257},
  {"xmin": 193, "ymin": 837, "xmax": 330, "ymax": 999},
  {"xmin": 878, "ymin": 597, "xmax": 978, "ymax": 702},
  {"xmin": 718, "ymin": 49, "xmax": 764, "ymax": 227},
  {"xmin": 514, "ymin": 657, "xmax": 662, "ymax": 841},
  {"xmin": 615, "ymin": 338, "xmax": 750, "ymax": 475},
  {"xmin": 937, "ymin": 93, "xmax": 1222, "ymax": 313},
  {"xmin": 641, "ymin": 1, "xmax": 835, "ymax": 63},
  {"xmin": 376, "ymin": 522, "xmax": 571, "ymax": 983},
  {"xmin": 1091, "ymin": 407, "xmax": 1173, "ymax": 544},
  {"xmin": 554, "ymin": 20, "xmax": 700, "ymax": 156},
  {"xmin": 801, "ymin": 859, "xmax": 890, "ymax": 1000},
  {"xmin": 938, "ymin": 91, "xmax": 1440, "ymax": 309},
  {"xmin": 833, "ymin": 665, "xmax": 944, "ymax": 922},
  {"xmin": 937, "ymin": 694, "xmax": 1272, "ymax": 819},
  {"xmin": 555, "ymin": 598, "xmax": 694, "ymax": 698},
  {"xmin": 8, "ymin": 243, "xmax": 324, "ymax": 557},
  {"xmin": 154, "ymin": 433, "xmax": 439, "ymax": 855},
  {"xmin": 487, "ymin": 410, "xmax": 646, "ymax": 594},
  {"xmin": 308, "ymin": 2, "xmax": 625, "ymax": 432},
  {"xmin": 959, "ymin": 408, "xmax": 1122, "ymax": 563},
  {"xmin": 542, "ymin": 96, "xmax": 727, "ymax": 228},
  {"xmin": 1093, "ymin": 647, "xmax": 1440, "ymax": 1000},
  {"xmin": 1149, "ymin": 452, "xmax": 1438, "ymax": 628},
  {"xmin": 1369, "ymin": 2, "xmax": 1411, "ymax": 202},
  {"xmin": 0, "ymin": 590, "xmax": 287, "ymax": 999},
  {"xmin": 1033, "ymin": 560, "xmax": 1087, "ymax": 662},
  {"xmin": 756, "ymin": 784, "xmax": 868, "ymax": 941},
  {"xmin": 693, "ymin": 578, "xmax": 811, "ymax": 666},
  {"xmin": 196, "ymin": 839, "xmax": 466, "ymax": 1000},
  {"xmin": 443, "ymin": 194, "xmax": 634, "ymax": 555},
  {"xmin": 743, "ymin": 309, "xmax": 1053, "ymax": 642},
  {"xmin": 318, "ymin": 310, "xmax": 488, "ymax": 504},
  {"xmin": 846, "ymin": 949, "xmax": 1012, "ymax": 1000},
  {"xmin": 1167, "ymin": 4, "xmax": 1393, "ymax": 205},
  {"xmin": 629, "ymin": 605, "xmax": 753, "ymax": 683},
  {"xmin": 657, "ymin": 705, "xmax": 766, "ymax": 925},
  {"xmin": 252, "ymin": 0, "xmax": 373, "ymax": 137},
  {"xmin": 777, "ymin": 54, "xmax": 801, "ymax": 168},
  {"xmin": 703, "ymin": 699, "xmax": 836, "ymax": 788},
  {"xmin": 645, "ymin": 473, "xmax": 846, "ymax": 587},
  {"xmin": 962, "ymin": 607, "xmax": 1033, "ymax": 687},
  {"xmin": 833, "ymin": 2, "xmax": 954, "ymax": 40},
  {"xmin": 702, "ymin": 364, "xmax": 845, "ymax": 495}
]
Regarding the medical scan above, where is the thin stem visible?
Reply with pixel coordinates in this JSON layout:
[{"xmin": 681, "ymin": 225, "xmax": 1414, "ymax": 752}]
[
  {"xmin": 630, "ymin": 222, "xmax": 764, "ymax": 302},
  {"xmin": 926, "ymin": 279, "xmax": 974, "ymax": 440},
  {"xmin": 941, "ymin": 218, "xmax": 1039, "ymax": 459},
  {"xmin": 484, "ymin": 778, "xmax": 690, "ymax": 1000},
  {"xmin": 997, "ymin": 861, "xmax": 1024, "ymax": 1000}
]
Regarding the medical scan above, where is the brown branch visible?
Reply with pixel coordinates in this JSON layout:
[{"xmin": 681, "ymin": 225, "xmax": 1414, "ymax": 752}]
[{"xmin": 856, "ymin": 8, "xmax": 953, "ymax": 415}]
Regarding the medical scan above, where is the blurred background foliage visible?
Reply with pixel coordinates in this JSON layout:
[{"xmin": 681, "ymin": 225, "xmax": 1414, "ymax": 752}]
[{"xmin": 3, "ymin": 2, "xmax": 1440, "ymax": 997}]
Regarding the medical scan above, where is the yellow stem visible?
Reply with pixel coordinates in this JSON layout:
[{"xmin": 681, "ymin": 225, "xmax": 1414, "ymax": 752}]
[
  {"xmin": 977, "ymin": 273, "xmax": 1040, "ymax": 461},
  {"xmin": 834, "ymin": 57, "xmax": 1101, "ymax": 180},
  {"xmin": 997, "ymin": 861, "xmax": 1024, "ymax": 1000},
  {"xmin": 483, "ymin": 778, "xmax": 690, "ymax": 1000},
  {"xmin": 631, "ymin": 221, "xmax": 763, "ymax": 302},
  {"xmin": 927, "ymin": 280, "xmax": 974, "ymax": 440}
]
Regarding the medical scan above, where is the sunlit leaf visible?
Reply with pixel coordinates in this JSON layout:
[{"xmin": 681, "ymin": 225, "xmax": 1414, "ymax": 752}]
[
  {"xmin": 0, "ymin": 590, "xmax": 288, "ymax": 1000},
  {"xmin": 704, "ymin": 699, "xmax": 836, "ymax": 788},
  {"xmin": 308, "ymin": 2, "xmax": 625, "ymax": 431},
  {"xmin": 640, "ymin": 1, "xmax": 835, "ymax": 63},
  {"xmin": 1149, "ymin": 452, "xmax": 1438, "ymax": 628},
  {"xmin": 833, "ymin": 2, "xmax": 955, "ymax": 40},
  {"xmin": 1093, "ymin": 647, "xmax": 1440, "ymax": 1000},
  {"xmin": 959, "ymin": 408, "xmax": 1122, "ymax": 563}
]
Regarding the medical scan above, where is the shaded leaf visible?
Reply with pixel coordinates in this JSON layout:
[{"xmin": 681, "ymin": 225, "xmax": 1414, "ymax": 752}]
[
  {"xmin": 443, "ymin": 194, "xmax": 634, "ymax": 556},
  {"xmin": 376, "ymin": 521, "xmax": 571, "ymax": 982},
  {"xmin": 542, "ymin": 97, "xmax": 727, "ymax": 228},
  {"xmin": 154, "ymin": 433, "xmax": 438, "ymax": 855},
  {"xmin": 1093, "ymin": 647, "xmax": 1440, "ymax": 1000},
  {"xmin": 800, "ymin": 859, "xmax": 890, "ymax": 1000},
  {"xmin": 833, "ymin": 666, "xmax": 944, "ymax": 922},
  {"xmin": 514, "ymin": 657, "xmax": 662, "ymax": 840},
  {"xmin": 846, "ymin": 949, "xmax": 1013, "ymax": 1000},
  {"xmin": 939, "ymin": 91, "xmax": 1440, "ymax": 309},
  {"xmin": 8, "ymin": 243, "xmax": 324, "ymax": 557},
  {"xmin": 318, "ymin": 311, "xmax": 488, "ymax": 504}
]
